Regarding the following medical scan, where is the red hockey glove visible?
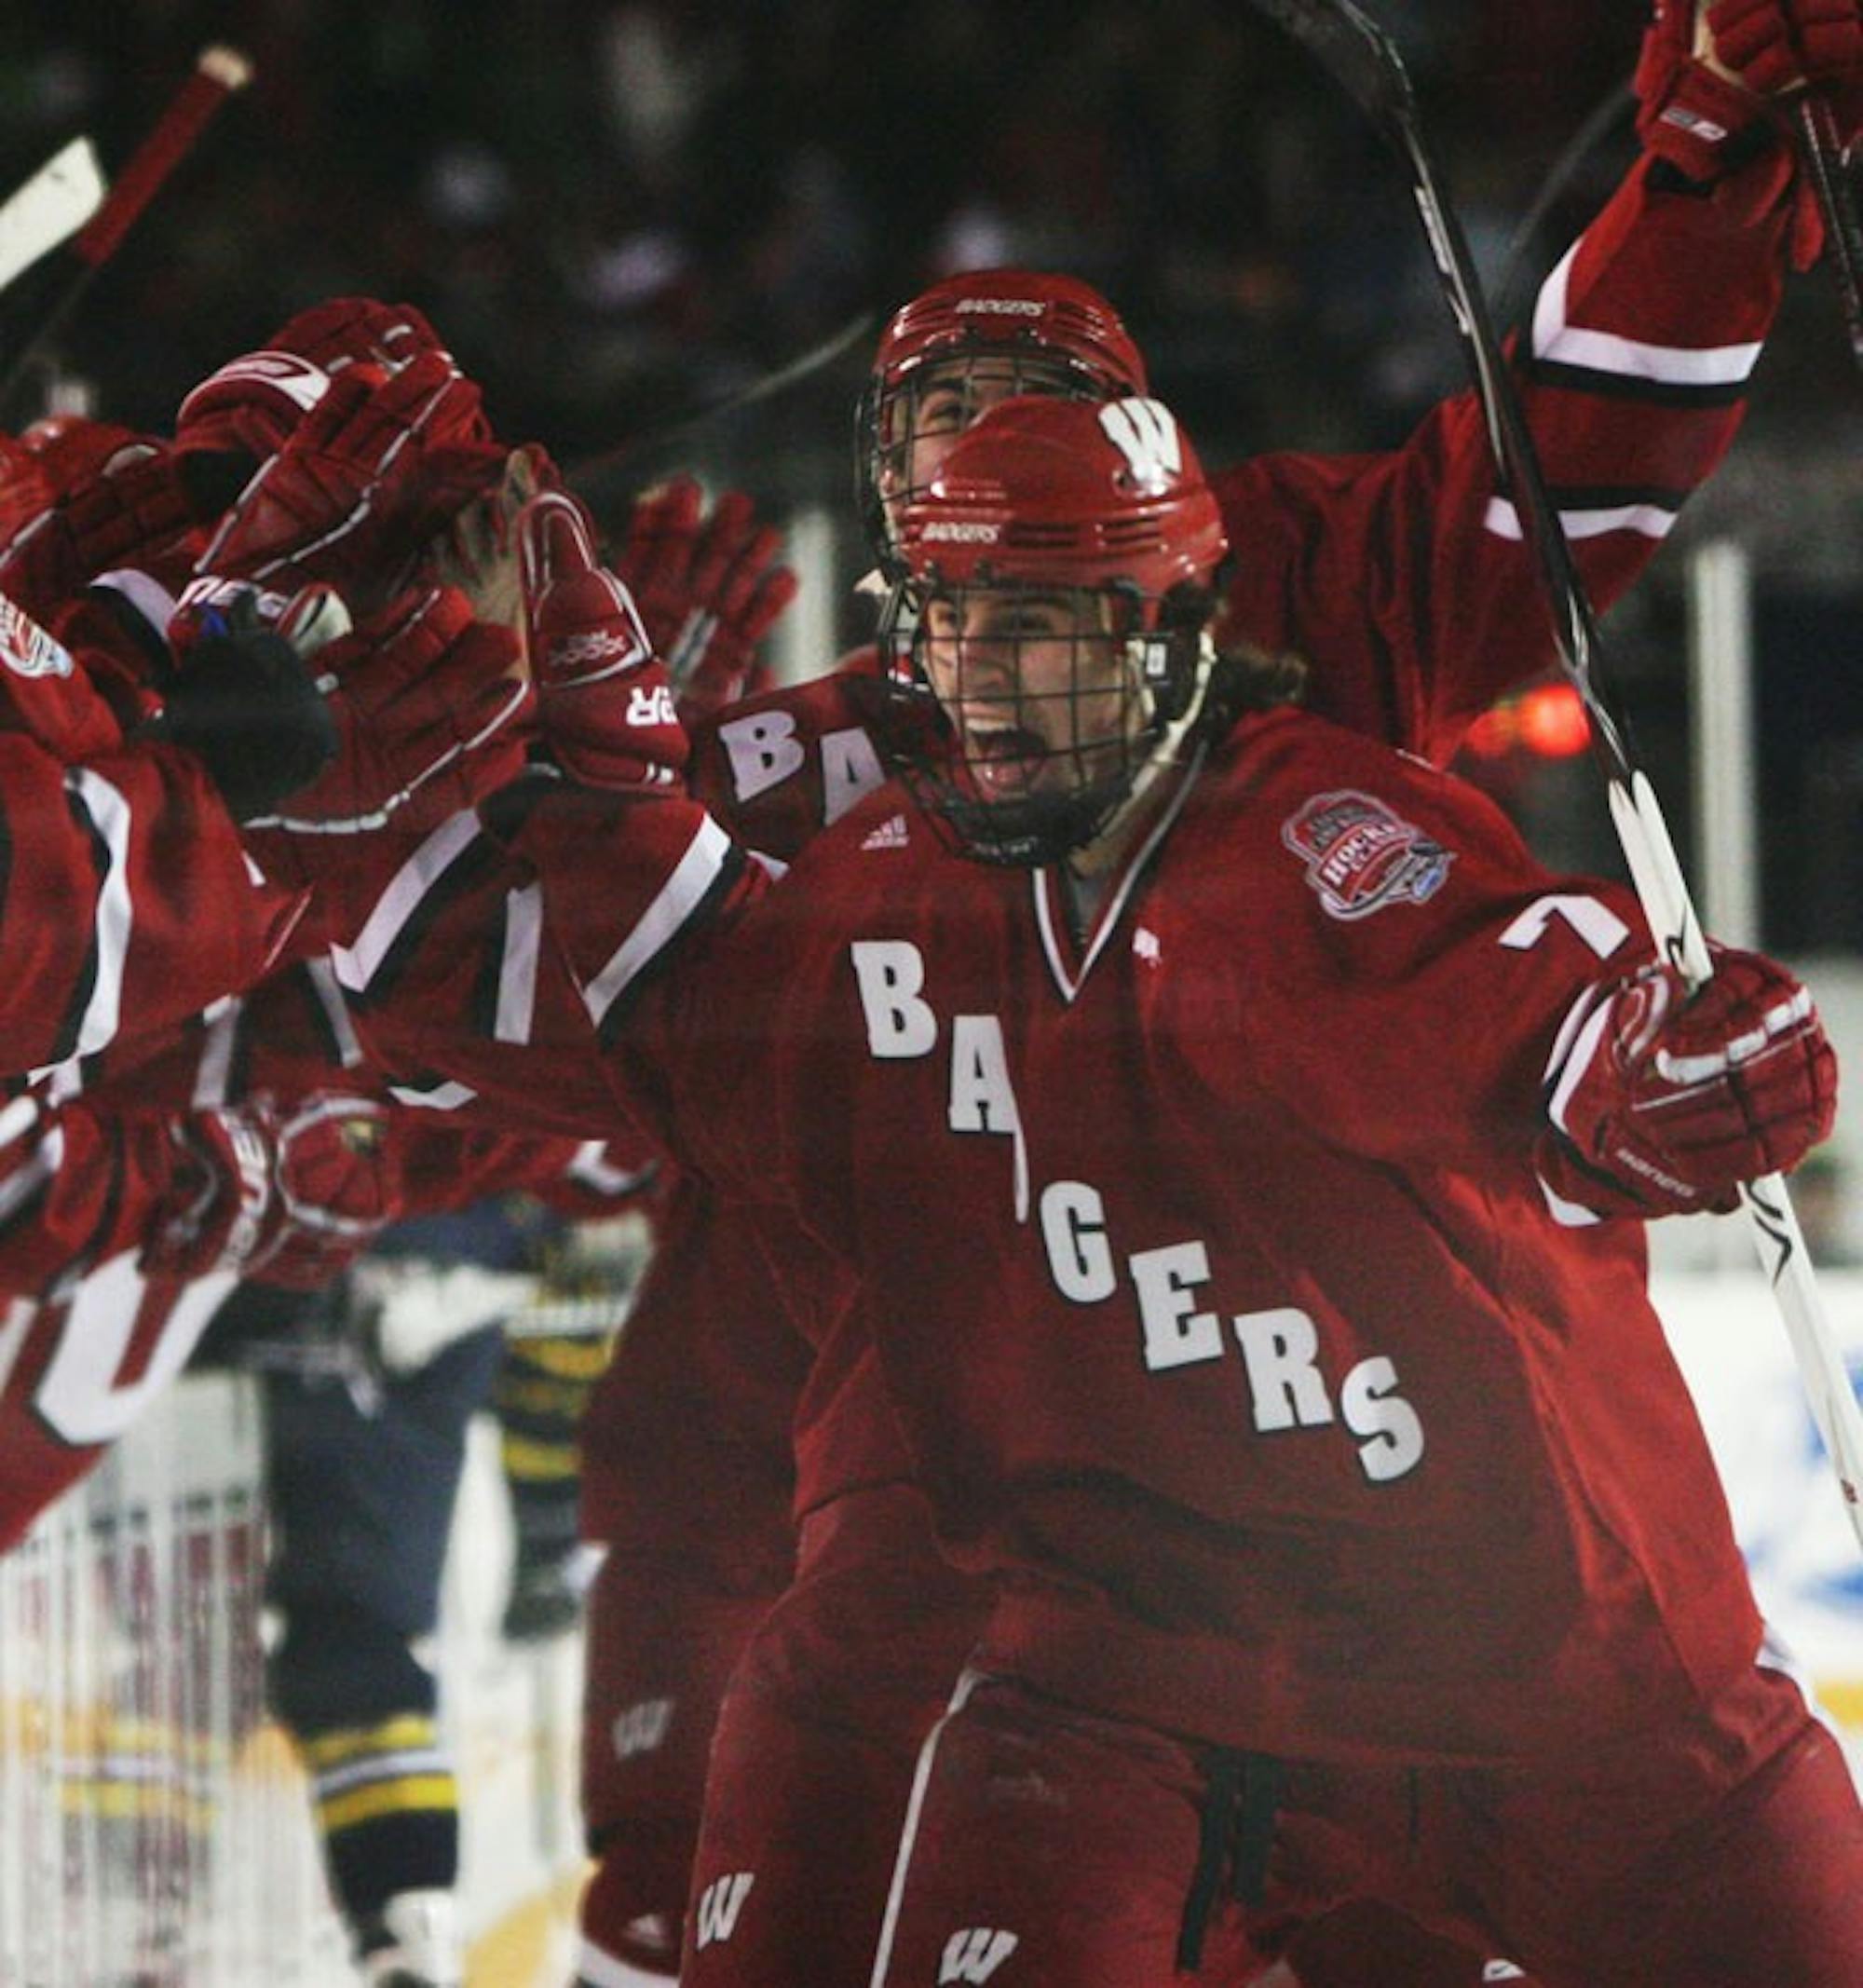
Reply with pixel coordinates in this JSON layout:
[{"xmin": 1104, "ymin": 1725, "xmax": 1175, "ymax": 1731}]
[
  {"xmin": 173, "ymin": 296, "xmax": 461, "ymax": 464},
  {"xmin": 1638, "ymin": 1, "xmax": 1776, "ymax": 182},
  {"xmin": 147, "ymin": 580, "xmax": 344, "ymax": 822},
  {"xmin": 244, "ymin": 1094, "xmax": 406, "ymax": 1288},
  {"xmin": 0, "ymin": 433, "xmax": 201, "ymax": 620},
  {"xmin": 1711, "ymin": 0, "xmax": 1863, "ymax": 97},
  {"xmin": 193, "ymin": 352, "xmax": 506, "ymax": 603},
  {"xmin": 612, "ymin": 476, "xmax": 798, "ymax": 720},
  {"xmin": 141, "ymin": 1110, "xmax": 274, "ymax": 1281},
  {"xmin": 1637, "ymin": 1, "xmax": 1863, "ymax": 262},
  {"xmin": 1537, "ymin": 947, "xmax": 1837, "ymax": 1219},
  {"xmin": 519, "ymin": 489, "xmax": 688, "ymax": 791},
  {"xmin": 143, "ymin": 1096, "xmax": 404, "ymax": 1289},
  {"xmin": 238, "ymin": 581, "xmax": 532, "ymax": 888}
]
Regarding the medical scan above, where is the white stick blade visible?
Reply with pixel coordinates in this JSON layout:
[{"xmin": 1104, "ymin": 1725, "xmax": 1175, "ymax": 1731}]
[{"xmin": 0, "ymin": 138, "xmax": 106, "ymax": 295}]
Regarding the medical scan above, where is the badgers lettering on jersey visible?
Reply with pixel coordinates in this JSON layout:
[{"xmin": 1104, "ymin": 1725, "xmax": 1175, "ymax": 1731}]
[
  {"xmin": 850, "ymin": 941, "xmax": 1426, "ymax": 1485},
  {"xmin": 714, "ymin": 708, "xmax": 886, "ymax": 824},
  {"xmin": 1041, "ymin": 1181, "xmax": 1425, "ymax": 1482}
]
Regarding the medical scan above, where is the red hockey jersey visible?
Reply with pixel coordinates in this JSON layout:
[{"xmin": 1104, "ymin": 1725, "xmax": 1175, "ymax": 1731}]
[
  {"xmin": 526, "ymin": 710, "xmax": 1763, "ymax": 1769},
  {"xmin": 0, "ymin": 590, "xmax": 306, "ymax": 1089},
  {"xmin": 343, "ymin": 144, "xmax": 1791, "ymax": 1668}
]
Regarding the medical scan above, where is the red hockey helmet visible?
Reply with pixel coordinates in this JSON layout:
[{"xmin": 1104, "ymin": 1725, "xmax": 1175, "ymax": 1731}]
[
  {"xmin": 880, "ymin": 394, "xmax": 1229, "ymax": 866},
  {"xmin": 856, "ymin": 269, "xmax": 1149, "ymax": 573}
]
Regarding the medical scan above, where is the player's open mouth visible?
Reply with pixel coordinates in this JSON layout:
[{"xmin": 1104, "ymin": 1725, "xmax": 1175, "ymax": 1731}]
[{"xmin": 963, "ymin": 720, "xmax": 1048, "ymax": 795}]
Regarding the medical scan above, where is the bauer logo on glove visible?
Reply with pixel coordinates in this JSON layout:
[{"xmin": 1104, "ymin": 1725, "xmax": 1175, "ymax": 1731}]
[{"xmin": 518, "ymin": 490, "xmax": 689, "ymax": 792}]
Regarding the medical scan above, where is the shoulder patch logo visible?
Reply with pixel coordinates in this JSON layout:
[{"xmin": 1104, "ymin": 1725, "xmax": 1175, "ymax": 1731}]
[
  {"xmin": 0, "ymin": 593, "xmax": 73, "ymax": 680},
  {"xmin": 1281, "ymin": 789, "xmax": 1452, "ymax": 919}
]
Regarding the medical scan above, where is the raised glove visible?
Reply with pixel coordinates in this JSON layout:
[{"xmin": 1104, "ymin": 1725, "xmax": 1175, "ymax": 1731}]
[
  {"xmin": 519, "ymin": 490, "xmax": 687, "ymax": 790},
  {"xmin": 1711, "ymin": 0, "xmax": 1863, "ymax": 96},
  {"xmin": 146, "ymin": 582, "xmax": 343, "ymax": 822},
  {"xmin": 240, "ymin": 581, "xmax": 532, "ymax": 885},
  {"xmin": 0, "ymin": 431, "xmax": 201, "ymax": 619},
  {"xmin": 612, "ymin": 475, "xmax": 797, "ymax": 720},
  {"xmin": 1538, "ymin": 947, "xmax": 1837, "ymax": 1219},
  {"xmin": 1638, "ymin": 2, "xmax": 1863, "ymax": 192},
  {"xmin": 193, "ymin": 352, "xmax": 506, "ymax": 603},
  {"xmin": 173, "ymin": 296, "xmax": 461, "ymax": 467}
]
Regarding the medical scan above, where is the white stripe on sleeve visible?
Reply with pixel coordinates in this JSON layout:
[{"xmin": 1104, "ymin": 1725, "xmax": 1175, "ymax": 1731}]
[
  {"xmin": 331, "ymin": 809, "xmax": 483, "ymax": 994},
  {"xmin": 580, "ymin": 814, "xmax": 733, "ymax": 1031},
  {"xmin": 495, "ymin": 883, "xmax": 543, "ymax": 1044},
  {"xmin": 64, "ymin": 767, "xmax": 134, "ymax": 1058},
  {"xmin": 1532, "ymin": 241, "xmax": 1762, "ymax": 388},
  {"xmin": 1484, "ymin": 497, "xmax": 1677, "ymax": 544}
]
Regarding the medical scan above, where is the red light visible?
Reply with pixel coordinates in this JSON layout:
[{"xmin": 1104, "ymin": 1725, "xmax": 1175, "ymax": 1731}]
[
  {"xmin": 1516, "ymin": 684, "xmax": 1590, "ymax": 757},
  {"xmin": 1463, "ymin": 705, "xmax": 1516, "ymax": 759}
]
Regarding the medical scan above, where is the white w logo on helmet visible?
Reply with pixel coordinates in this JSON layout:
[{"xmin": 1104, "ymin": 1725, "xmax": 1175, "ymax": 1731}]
[{"xmin": 1098, "ymin": 397, "xmax": 1183, "ymax": 493}]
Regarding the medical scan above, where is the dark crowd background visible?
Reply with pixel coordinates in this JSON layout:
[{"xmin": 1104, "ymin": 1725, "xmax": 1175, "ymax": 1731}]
[{"xmin": 4, "ymin": 0, "xmax": 1863, "ymax": 946}]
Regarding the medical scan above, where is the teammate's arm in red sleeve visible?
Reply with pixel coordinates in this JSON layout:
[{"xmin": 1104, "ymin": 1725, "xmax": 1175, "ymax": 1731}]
[
  {"xmin": 1217, "ymin": 148, "xmax": 1788, "ymax": 762},
  {"xmin": 1244, "ymin": 727, "xmax": 1835, "ymax": 1227},
  {"xmin": 0, "ymin": 733, "xmax": 305, "ymax": 1083},
  {"xmin": 330, "ymin": 769, "xmax": 768, "ymax": 1161}
]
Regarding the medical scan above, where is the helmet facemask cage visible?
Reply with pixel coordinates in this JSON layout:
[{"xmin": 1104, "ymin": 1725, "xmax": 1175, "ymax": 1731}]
[
  {"xmin": 877, "ymin": 573, "xmax": 1217, "ymax": 868},
  {"xmin": 857, "ymin": 347, "xmax": 1112, "ymax": 579},
  {"xmin": 857, "ymin": 273, "xmax": 1149, "ymax": 580}
]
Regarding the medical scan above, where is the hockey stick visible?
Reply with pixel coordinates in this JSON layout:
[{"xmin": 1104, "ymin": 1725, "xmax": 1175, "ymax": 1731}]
[
  {"xmin": 1794, "ymin": 93, "xmax": 1863, "ymax": 369},
  {"xmin": 0, "ymin": 45, "xmax": 252, "ymax": 413},
  {"xmin": 1495, "ymin": 83, "xmax": 1635, "ymax": 331},
  {"xmin": 564, "ymin": 307, "xmax": 877, "ymax": 491},
  {"xmin": 0, "ymin": 139, "xmax": 106, "ymax": 297},
  {"xmin": 1248, "ymin": 0, "xmax": 1863, "ymax": 1542}
]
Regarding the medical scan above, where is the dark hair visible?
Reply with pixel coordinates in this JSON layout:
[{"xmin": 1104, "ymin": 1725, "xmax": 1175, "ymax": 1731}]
[{"xmin": 1174, "ymin": 580, "xmax": 1308, "ymax": 743}]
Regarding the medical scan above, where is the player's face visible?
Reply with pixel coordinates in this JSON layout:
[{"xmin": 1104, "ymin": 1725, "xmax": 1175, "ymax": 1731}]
[
  {"xmin": 877, "ymin": 358, "xmax": 1030, "ymax": 527},
  {"xmin": 918, "ymin": 585, "xmax": 1138, "ymax": 802}
]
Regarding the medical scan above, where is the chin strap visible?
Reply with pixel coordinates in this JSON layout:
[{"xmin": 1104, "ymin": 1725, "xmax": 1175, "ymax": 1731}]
[{"xmin": 1085, "ymin": 627, "xmax": 1217, "ymax": 864}]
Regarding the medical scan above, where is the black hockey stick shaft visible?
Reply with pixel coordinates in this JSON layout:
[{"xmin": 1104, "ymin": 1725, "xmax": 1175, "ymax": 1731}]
[
  {"xmin": 1247, "ymin": 0, "xmax": 1863, "ymax": 1537},
  {"xmin": 564, "ymin": 308, "xmax": 877, "ymax": 493},
  {"xmin": 1796, "ymin": 93, "xmax": 1863, "ymax": 369},
  {"xmin": 1251, "ymin": 0, "xmax": 1632, "ymax": 776}
]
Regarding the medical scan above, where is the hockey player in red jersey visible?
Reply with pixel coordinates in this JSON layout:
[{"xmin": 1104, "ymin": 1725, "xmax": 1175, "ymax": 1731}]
[
  {"xmin": 507, "ymin": 387, "xmax": 1853, "ymax": 1984},
  {"xmin": 563, "ymin": 5, "xmax": 1863, "ymax": 1978},
  {"xmin": 0, "ymin": 353, "xmax": 532, "ymax": 1089}
]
